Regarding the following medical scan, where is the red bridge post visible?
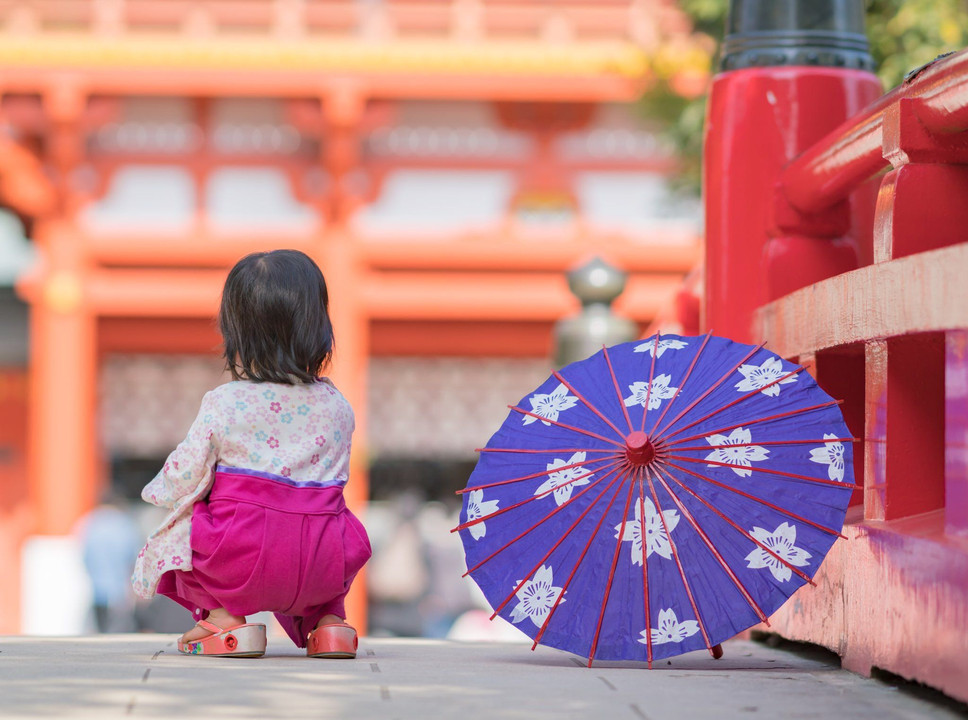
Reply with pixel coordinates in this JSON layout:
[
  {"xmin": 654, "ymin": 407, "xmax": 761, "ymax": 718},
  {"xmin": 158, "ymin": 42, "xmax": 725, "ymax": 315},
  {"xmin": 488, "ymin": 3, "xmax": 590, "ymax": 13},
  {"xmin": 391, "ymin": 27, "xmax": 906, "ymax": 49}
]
[
  {"xmin": 706, "ymin": 3, "xmax": 968, "ymax": 695},
  {"xmin": 703, "ymin": 0, "xmax": 882, "ymax": 342}
]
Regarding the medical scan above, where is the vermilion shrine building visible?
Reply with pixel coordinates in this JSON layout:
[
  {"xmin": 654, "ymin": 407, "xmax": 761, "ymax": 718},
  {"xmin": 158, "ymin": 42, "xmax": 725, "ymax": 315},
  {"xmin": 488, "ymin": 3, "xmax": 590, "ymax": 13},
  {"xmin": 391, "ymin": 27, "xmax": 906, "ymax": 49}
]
[{"xmin": 0, "ymin": 1, "xmax": 705, "ymax": 636}]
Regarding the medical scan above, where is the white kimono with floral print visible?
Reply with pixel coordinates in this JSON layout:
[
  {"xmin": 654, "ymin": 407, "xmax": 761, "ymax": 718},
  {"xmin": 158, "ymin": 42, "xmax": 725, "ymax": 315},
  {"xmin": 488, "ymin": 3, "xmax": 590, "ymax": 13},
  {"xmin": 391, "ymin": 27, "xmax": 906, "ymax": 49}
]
[{"xmin": 131, "ymin": 378, "xmax": 355, "ymax": 599}]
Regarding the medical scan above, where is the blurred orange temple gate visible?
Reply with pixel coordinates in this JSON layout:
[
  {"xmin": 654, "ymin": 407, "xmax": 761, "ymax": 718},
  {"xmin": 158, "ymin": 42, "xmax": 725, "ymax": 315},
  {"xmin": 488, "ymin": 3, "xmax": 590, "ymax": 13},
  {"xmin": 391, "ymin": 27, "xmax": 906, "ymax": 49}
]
[{"xmin": 0, "ymin": 1, "xmax": 705, "ymax": 634}]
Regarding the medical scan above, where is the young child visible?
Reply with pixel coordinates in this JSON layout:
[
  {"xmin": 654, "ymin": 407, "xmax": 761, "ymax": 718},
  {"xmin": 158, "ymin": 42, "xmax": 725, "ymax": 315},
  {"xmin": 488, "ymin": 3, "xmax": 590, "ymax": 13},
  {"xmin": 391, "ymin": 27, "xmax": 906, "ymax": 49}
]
[{"xmin": 131, "ymin": 250, "xmax": 371, "ymax": 658}]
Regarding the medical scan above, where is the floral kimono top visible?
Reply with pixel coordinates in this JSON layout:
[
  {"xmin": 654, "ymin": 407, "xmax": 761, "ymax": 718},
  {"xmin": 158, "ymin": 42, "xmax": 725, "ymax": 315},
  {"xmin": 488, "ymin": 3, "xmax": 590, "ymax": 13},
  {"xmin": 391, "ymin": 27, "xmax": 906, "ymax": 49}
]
[{"xmin": 132, "ymin": 378, "xmax": 355, "ymax": 599}]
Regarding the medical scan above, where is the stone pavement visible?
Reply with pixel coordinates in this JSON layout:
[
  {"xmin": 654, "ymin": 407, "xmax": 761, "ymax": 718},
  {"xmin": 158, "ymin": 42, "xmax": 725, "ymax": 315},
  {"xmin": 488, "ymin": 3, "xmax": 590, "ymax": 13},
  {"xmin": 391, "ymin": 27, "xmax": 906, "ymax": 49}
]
[{"xmin": 2, "ymin": 635, "xmax": 965, "ymax": 719}]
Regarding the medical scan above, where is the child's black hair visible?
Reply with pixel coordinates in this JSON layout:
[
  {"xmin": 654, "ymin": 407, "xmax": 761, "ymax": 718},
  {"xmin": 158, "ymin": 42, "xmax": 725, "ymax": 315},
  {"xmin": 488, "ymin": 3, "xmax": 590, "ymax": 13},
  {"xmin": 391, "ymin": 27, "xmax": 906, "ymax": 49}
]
[{"xmin": 218, "ymin": 249, "xmax": 334, "ymax": 384}]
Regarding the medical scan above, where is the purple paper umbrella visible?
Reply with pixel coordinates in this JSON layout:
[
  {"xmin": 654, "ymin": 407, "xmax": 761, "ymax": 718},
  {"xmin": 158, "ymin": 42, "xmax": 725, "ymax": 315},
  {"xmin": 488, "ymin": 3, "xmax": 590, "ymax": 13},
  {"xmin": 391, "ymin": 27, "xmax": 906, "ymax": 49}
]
[{"xmin": 454, "ymin": 334, "xmax": 856, "ymax": 666}]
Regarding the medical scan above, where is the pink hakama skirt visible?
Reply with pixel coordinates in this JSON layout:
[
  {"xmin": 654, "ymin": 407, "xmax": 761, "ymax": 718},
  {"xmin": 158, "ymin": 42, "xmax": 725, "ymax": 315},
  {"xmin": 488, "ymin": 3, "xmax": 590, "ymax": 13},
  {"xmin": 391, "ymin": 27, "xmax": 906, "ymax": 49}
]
[{"xmin": 157, "ymin": 467, "xmax": 371, "ymax": 648}]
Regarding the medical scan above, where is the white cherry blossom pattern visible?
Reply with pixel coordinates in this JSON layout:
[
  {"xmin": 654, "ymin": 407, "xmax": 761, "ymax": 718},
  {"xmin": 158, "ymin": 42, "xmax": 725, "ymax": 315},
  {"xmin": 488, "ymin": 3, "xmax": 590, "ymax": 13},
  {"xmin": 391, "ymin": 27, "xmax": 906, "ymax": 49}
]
[
  {"xmin": 509, "ymin": 565, "xmax": 565, "ymax": 627},
  {"xmin": 809, "ymin": 433, "xmax": 846, "ymax": 482},
  {"xmin": 735, "ymin": 356, "xmax": 798, "ymax": 397},
  {"xmin": 634, "ymin": 338, "xmax": 689, "ymax": 358},
  {"xmin": 465, "ymin": 489, "xmax": 500, "ymax": 541},
  {"xmin": 523, "ymin": 383, "xmax": 579, "ymax": 426},
  {"xmin": 615, "ymin": 497, "xmax": 680, "ymax": 563},
  {"xmin": 639, "ymin": 608, "xmax": 700, "ymax": 646},
  {"xmin": 745, "ymin": 522, "xmax": 812, "ymax": 582},
  {"xmin": 624, "ymin": 374, "xmax": 678, "ymax": 411},
  {"xmin": 534, "ymin": 452, "xmax": 592, "ymax": 506},
  {"xmin": 704, "ymin": 427, "xmax": 769, "ymax": 477}
]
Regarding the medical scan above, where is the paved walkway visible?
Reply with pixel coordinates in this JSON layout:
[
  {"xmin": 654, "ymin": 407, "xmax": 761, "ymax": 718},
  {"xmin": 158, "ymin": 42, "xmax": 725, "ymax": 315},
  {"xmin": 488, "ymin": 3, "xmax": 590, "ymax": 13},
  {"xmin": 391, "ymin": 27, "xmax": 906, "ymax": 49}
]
[{"xmin": 2, "ymin": 635, "xmax": 964, "ymax": 719}]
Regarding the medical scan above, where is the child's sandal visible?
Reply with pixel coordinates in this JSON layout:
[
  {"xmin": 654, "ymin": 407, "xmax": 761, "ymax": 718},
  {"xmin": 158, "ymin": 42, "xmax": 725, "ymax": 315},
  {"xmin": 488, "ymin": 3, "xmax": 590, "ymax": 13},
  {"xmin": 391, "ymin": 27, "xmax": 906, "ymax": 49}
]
[
  {"xmin": 177, "ymin": 619, "xmax": 267, "ymax": 658},
  {"xmin": 306, "ymin": 622, "xmax": 358, "ymax": 659}
]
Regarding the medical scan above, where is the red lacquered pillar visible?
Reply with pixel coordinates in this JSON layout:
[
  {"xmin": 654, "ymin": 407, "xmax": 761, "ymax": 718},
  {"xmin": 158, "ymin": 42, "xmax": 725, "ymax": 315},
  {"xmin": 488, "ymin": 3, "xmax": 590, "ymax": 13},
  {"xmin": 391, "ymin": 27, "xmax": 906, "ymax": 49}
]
[{"xmin": 703, "ymin": 0, "xmax": 883, "ymax": 341}]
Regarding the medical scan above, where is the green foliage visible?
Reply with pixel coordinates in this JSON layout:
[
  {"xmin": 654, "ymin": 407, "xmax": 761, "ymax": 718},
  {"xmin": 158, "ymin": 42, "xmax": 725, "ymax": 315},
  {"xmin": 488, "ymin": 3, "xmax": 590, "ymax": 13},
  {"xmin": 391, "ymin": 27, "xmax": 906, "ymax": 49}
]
[
  {"xmin": 867, "ymin": 0, "xmax": 968, "ymax": 89},
  {"xmin": 647, "ymin": 0, "xmax": 968, "ymax": 195},
  {"xmin": 677, "ymin": 0, "xmax": 729, "ymax": 37}
]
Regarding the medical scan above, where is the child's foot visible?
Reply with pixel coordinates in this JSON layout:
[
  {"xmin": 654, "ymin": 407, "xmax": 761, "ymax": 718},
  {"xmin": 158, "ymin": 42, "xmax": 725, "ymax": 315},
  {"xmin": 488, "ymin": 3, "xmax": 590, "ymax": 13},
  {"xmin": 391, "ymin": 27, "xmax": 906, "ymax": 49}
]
[
  {"xmin": 314, "ymin": 614, "xmax": 346, "ymax": 630},
  {"xmin": 307, "ymin": 615, "xmax": 358, "ymax": 659},
  {"xmin": 181, "ymin": 608, "xmax": 247, "ymax": 642},
  {"xmin": 177, "ymin": 618, "xmax": 267, "ymax": 658}
]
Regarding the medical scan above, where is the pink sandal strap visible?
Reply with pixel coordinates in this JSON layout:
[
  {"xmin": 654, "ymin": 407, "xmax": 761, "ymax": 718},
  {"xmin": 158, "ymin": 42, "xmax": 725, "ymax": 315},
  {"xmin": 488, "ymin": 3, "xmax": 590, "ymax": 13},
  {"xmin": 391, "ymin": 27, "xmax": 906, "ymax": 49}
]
[
  {"xmin": 194, "ymin": 619, "xmax": 255, "ymax": 636},
  {"xmin": 179, "ymin": 621, "xmax": 267, "ymax": 657},
  {"xmin": 195, "ymin": 620, "xmax": 225, "ymax": 635}
]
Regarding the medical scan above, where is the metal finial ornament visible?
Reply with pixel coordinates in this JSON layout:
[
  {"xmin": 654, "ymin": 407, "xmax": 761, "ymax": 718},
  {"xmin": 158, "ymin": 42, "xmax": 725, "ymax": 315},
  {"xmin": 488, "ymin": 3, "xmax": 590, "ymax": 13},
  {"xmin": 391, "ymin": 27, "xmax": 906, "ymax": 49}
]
[
  {"xmin": 567, "ymin": 256, "xmax": 627, "ymax": 307},
  {"xmin": 554, "ymin": 257, "xmax": 638, "ymax": 367}
]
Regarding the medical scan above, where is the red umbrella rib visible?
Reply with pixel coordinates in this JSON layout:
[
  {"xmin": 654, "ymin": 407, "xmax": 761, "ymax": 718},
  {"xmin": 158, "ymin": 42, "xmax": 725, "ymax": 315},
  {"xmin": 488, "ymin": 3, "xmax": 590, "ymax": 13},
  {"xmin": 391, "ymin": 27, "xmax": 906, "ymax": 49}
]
[
  {"xmin": 477, "ymin": 447, "xmax": 618, "ymax": 455},
  {"xmin": 552, "ymin": 371, "xmax": 627, "ymax": 441},
  {"xmin": 660, "ymin": 367, "xmax": 805, "ymax": 441},
  {"xmin": 602, "ymin": 345, "xmax": 635, "ymax": 433},
  {"xmin": 667, "ymin": 455, "xmax": 858, "ymax": 489},
  {"xmin": 455, "ymin": 452, "xmax": 622, "ymax": 495},
  {"xmin": 509, "ymin": 406, "xmax": 626, "ymax": 448},
  {"xmin": 663, "ymin": 400, "xmax": 843, "ymax": 447},
  {"xmin": 660, "ymin": 459, "xmax": 846, "ymax": 539},
  {"xmin": 587, "ymin": 461, "xmax": 641, "ymax": 667},
  {"xmin": 648, "ymin": 332, "xmax": 712, "ymax": 438},
  {"xmin": 490, "ymin": 468, "xmax": 629, "ymax": 621},
  {"xmin": 650, "ymin": 465, "xmax": 770, "ymax": 624},
  {"xmin": 671, "ymin": 437, "xmax": 856, "ymax": 452},
  {"xmin": 657, "ymin": 465, "xmax": 818, "ymax": 586},
  {"xmin": 452, "ymin": 458, "xmax": 623, "ymax": 532},
  {"xmin": 638, "ymin": 334, "xmax": 662, "ymax": 433},
  {"xmin": 463, "ymin": 463, "xmax": 626, "ymax": 576},
  {"xmin": 652, "ymin": 343, "xmax": 765, "ymax": 440},
  {"xmin": 530, "ymin": 468, "xmax": 631, "ymax": 650},
  {"xmin": 636, "ymin": 468, "xmax": 654, "ymax": 668},
  {"xmin": 643, "ymin": 467, "xmax": 718, "ymax": 658}
]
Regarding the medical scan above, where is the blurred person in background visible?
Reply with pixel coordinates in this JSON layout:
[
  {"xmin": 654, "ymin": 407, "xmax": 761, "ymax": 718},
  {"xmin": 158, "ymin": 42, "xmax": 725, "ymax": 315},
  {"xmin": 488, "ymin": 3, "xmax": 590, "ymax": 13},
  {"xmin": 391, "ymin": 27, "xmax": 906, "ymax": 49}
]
[
  {"xmin": 77, "ymin": 492, "xmax": 141, "ymax": 633},
  {"xmin": 366, "ymin": 491, "xmax": 431, "ymax": 636}
]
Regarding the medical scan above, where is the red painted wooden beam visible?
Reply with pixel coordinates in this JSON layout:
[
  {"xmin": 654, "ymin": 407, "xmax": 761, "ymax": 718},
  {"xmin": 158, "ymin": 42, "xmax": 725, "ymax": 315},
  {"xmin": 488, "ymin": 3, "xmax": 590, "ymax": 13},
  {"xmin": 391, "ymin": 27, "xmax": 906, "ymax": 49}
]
[
  {"xmin": 755, "ymin": 242, "xmax": 968, "ymax": 358},
  {"xmin": 779, "ymin": 49, "xmax": 968, "ymax": 215}
]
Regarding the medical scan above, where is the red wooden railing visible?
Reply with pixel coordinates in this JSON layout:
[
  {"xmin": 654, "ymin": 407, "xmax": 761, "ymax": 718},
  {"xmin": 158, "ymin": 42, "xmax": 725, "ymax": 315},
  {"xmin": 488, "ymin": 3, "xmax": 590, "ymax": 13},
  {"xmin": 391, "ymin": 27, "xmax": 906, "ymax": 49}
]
[
  {"xmin": 704, "ymin": 47, "xmax": 968, "ymax": 702},
  {"xmin": 779, "ymin": 50, "xmax": 968, "ymax": 219}
]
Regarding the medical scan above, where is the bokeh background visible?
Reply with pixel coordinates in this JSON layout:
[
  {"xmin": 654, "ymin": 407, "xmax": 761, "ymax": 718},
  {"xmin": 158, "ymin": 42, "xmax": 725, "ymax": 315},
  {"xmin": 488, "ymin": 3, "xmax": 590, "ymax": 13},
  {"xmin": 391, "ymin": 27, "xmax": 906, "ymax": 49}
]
[{"xmin": 0, "ymin": 0, "xmax": 965, "ymax": 640}]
